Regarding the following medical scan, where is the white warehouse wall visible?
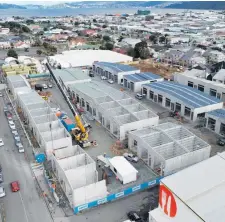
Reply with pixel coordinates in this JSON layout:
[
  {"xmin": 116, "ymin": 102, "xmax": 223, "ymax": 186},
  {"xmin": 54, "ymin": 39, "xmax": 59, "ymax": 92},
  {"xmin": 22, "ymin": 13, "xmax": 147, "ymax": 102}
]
[{"xmin": 59, "ymin": 154, "xmax": 86, "ymax": 171}]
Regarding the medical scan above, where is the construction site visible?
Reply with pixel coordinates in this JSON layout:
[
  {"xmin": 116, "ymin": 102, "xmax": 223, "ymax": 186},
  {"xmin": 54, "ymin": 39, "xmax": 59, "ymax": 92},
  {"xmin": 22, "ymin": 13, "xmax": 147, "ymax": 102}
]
[
  {"xmin": 123, "ymin": 59, "xmax": 184, "ymax": 79},
  {"xmin": 5, "ymin": 58, "xmax": 213, "ymax": 217}
]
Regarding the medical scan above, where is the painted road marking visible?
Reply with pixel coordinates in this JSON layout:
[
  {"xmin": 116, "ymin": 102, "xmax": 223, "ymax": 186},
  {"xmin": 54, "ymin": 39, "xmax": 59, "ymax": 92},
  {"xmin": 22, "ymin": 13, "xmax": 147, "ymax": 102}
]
[{"xmin": 18, "ymin": 191, "xmax": 29, "ymax": 222}]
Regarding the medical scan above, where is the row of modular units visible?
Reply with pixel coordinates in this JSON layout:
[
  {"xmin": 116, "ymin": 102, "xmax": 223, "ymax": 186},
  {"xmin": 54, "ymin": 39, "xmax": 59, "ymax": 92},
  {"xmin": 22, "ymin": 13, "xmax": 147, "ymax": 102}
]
[{"xmin": 74, "ymin": 176, "xmax": 162, "ymax": 214}]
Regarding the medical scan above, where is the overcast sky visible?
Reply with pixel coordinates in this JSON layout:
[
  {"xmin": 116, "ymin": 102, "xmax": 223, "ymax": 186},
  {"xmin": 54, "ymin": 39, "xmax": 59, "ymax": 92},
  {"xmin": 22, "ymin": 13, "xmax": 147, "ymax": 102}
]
[{"xmin": 1, "ymin": 0, "xmax": 151, "ymax": 5}]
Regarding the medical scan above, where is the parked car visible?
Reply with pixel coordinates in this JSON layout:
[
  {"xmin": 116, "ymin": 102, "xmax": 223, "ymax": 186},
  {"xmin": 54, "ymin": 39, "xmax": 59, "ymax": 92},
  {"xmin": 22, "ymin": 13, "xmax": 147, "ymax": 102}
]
[
  {"xmin": 0, "ymin": 164, "xmax": 2, "ymax": 173},
  {"xmin": 217, "ymin": 137, "xmax": 225, "ymax": 146},
  {"xmin": 48, "ymin": 83, "xmax": 53, "ymax": 88},
  {"xmin": 9, "ymin": 121, "xmax": 16, "ymax": 130},
  {"xmin": 14, "ymin": 135, "xmax": 21, "ymax": 143},
  {"xmin": 16, "ymin": 142, "xmax": 24, "ymax": 153},
  {"xmin": 127, "ymin": 211, "xmax": 142, "ymax": 221},
  {"xmin": 123, "ymin": 153, "xmax": 139, "ymax": 163},
  {"xmin": 0, "ymin": 139, "xmax": 4, "ymax": 147},
  {"xmin": 135, "ymin": 93, "xmax": 143, "ymax": 100},
  {"xmin": 11, "ymin": 181, "xmax": 20, "ymax": 192},
  {"xmin": 89, "ymin": 71, "xmax": 94, "ymax": 77},
  {"xmin": 3, "ymin": 107, "xmax": 8, "ymax": 112},
  {"xmin": 5, "ymin": 111, "xmax": 12, "ymax": 118},
  {"xmin": 0, "ymin": 174, "xmax": 3, "ymax": 183},
  {"xmin": 7, "ymin": 116, "xmax": 13, "ymax": 121},
  {"xmin": 42, "ymin": 84, "xmax": 48, "ymax": 89},
  {"xmin": 0, "ymin": 92, "xmax": 2, "ymax": 97},
  {"xmin": 101, "ymin": 76, "xmax": 107, "ymax": 80},
  {"xmin": 12, "ymin": 130, "xmax": 18, "ymax": 136},
  {"xmin": 108, "ymin": 79, "xmax": 114, "ymax": 84},
  {"xmin": 0, "ymin": 186, "xmax": 5, "ymax": 198}
]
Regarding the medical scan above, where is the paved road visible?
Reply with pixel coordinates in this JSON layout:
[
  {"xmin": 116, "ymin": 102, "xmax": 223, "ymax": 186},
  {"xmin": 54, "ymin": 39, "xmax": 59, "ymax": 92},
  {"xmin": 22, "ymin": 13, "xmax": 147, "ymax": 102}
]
[{"xmin": 0, "ymin": 95, "xmax": 52, "ymax": 222}]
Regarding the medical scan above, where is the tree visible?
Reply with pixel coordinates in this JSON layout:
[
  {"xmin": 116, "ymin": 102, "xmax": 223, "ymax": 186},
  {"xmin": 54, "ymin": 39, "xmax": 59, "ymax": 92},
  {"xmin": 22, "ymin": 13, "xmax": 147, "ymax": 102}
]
[
  {"xmin": 105, "ymin": 42, "xmax": 114, "ymax": 50},
  {"xmin": 93, "ymin": 19, "xmax": 97, "ymax": 23},
  {"xmin": 159, "ymin": 36, "xmax": 166, "ymax": 43},
  {"xmin": 21, "ymin": 25, "xmax": 30, "ymax": 33},
  {"xmin": 43, "ymin": 42, "xmax": 49, "ymax": 49},
  {"xmin": 127, "ymin": 47, "xmax": 135, "ymax": 57},
  {"xmin": 102, "ymin": 24, "xmax": 107, "ymax": 28},
  {"xmin": 36, "ymin": 49, "xmax": 42, "ymax": 55},
  {"xmin": 74, "ymin": 21, "xmax": 79, "ymax": 26},
  {"xmin": 43, "ymin": 27, "xmax": 48, "ymax": 32},
  {"xmin": 149, "ymin": 34, "xmax": 157, "ymax": 44},
  {"xmin": 103, "ymin": 35, "xmax": 110, "ymax": 42},
  {"xmin": 134, "ymin": 41, "xmax": 150, "ymax": 59},
  {"xmin": 7, "ymin": 49, "xmax": 18, "ymax": 59},
  {"xmin": 26, "ymin": 19, "xmax": 34, "ymax": 25}
]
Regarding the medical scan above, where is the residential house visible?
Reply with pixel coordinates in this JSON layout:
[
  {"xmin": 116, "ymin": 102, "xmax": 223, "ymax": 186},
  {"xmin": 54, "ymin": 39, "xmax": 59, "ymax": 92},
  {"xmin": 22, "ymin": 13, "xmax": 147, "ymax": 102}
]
[{"xmin": 207, "ymin": 50, "xmax": 225, "ymax": 63}]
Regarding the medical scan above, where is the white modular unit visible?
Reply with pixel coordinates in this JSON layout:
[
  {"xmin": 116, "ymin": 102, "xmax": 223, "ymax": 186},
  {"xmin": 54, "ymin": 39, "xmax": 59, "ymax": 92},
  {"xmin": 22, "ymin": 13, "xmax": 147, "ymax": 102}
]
[
  {"xmin": 70, "ymin": 81, "xmax": 159, "ymax": 141},
  {"xmin": 129, "ymin": 122, "xmax": 211, "ymax": 176},
  {"xmin": 109, "ymin": 156, "xmax": 138, "ymax": 184}
]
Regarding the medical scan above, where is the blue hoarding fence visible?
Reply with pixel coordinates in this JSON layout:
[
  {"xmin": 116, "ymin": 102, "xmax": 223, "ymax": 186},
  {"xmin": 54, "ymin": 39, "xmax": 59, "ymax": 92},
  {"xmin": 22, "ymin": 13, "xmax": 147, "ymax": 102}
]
[{"xmin": 74, "ymin": 176, "xmax": 162, "ymax": 214}]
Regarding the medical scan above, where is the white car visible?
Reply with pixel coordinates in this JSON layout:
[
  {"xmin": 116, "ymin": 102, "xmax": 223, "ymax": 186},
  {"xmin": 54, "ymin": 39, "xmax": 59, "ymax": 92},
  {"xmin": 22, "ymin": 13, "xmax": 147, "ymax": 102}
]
[
  {"xmin": 12, "ymin": 130, "xmax": 18, "ymax": 136},
  {"xmin": 42, "ymin": 84, "xmax": 48, "ymax": 89},
  {"xmin": 48, "ymin": 83, "xmax": 53, "ymax": 88},
  {"xmin": 123, "ymin": 153, "xmax": 139, "ymax": 163},
  {"xmin": 108, "ymin": 79, "xmax": 114, "ymax": 84},
  {"xmin": 0, "ymin": 139, "xmax": 4, "ymax": 147},
  {"xmin": 101, "ymin": 76, "xmax": 107, "ymax": 80},
  {"xmin": 8, "ymin": 121, "xmax": 16, "ymax": 130},
  {"xmin": 0, "ymin": 186, "xmax": 5, "ymax": 198},
  {"xmin": 16, "ymin": 143, "xmax": 24, "ymax": 153},
  {"xmin": 0, "ymin": 92, "xmax": 2, "ymax": 97}
]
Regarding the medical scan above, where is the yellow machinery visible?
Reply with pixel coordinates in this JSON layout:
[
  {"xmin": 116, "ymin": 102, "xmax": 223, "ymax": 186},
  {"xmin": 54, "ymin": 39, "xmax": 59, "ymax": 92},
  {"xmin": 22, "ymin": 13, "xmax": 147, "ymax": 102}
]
[{"xmin": 72, "ymin": 114, "xmax": 89, "ymax": 142}]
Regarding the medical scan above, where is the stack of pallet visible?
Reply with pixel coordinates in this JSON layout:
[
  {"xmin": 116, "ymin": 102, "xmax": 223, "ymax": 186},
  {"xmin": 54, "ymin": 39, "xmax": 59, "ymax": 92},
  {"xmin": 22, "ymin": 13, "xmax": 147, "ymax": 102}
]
[{"xmin": 110, "ymin": 140, "xmax": 127, "ymax": 156}]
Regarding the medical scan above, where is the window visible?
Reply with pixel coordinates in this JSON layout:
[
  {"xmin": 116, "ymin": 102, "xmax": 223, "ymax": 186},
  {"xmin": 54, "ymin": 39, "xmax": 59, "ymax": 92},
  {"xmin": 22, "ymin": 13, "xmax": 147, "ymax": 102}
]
[
  {"xmin": 208, "ymin": 117, "xmax": 216, "ymax": 131},
  {"xmin": 165, "ymin": 98, "xmax": 171, "ymax": 107},
  {"xmin": 210, "ymin": 88, "xmax": 217, "ymax": 97},
  {"xmin": 158, "ymin": 94, "xmax": 163, "ymax": 104},
  {"xmin": 184, "ymin": 106, "xmax": 191, "ymax": 117},
  {"xmin": 188, "ymin": 81, "xmax": 193, "ymax": 87},
  {"xmin": 114, "ymin": 168, "xmax": 117, "ymax": 173},
  {"xmin": 217, "ymin": 93, "xmax": 221, "ymax": 99},
  {"xmin": 143, "ymin": 87, "xmax": 147, "ymax": 95},
  {"xmin": 175, "ymin": 103, "xmax": 181, "ymax": 112},
  {"xmin": 93, "ymin": 65, "xmax": 95, "ymax": 72},
  {"xmin": 220, "ymin": 123, "xmax": 225, "ymax": 135},
  {"xmin": 81, "ymin": 99, "xmax": 85, "ymax": 107},
  {"xmin": 134, "ymin": 140, "xmax": 137, "ymax": 146},
  {"xmin": 198, "ymin": 84, "xmax": 204, "ymax": 92},
  {"xmin": 149, "ymin": 90, "xmax": 154, "ymax": 100}
]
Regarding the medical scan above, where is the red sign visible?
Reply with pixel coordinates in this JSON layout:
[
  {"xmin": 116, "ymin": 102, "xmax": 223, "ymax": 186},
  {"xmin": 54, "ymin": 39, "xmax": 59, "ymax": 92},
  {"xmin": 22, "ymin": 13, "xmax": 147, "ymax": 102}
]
[{"xmin": 159, "ymin": 185, "xmax": 177, "ymax": 217}]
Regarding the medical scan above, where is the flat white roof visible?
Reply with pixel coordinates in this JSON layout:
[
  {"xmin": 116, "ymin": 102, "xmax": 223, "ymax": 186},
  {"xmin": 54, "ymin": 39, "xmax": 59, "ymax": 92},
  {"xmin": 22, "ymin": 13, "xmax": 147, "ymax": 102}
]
[
  {"xmin": 109, "ymin": 156, "xmax": 138, "ymax": 177},
  {"xmin": 161, "ymin": 152, "xmax": 225, "ymax": 222},
  {"xmin": 49, "ymin": 50, "xmax": 133, "ymax": 68}
]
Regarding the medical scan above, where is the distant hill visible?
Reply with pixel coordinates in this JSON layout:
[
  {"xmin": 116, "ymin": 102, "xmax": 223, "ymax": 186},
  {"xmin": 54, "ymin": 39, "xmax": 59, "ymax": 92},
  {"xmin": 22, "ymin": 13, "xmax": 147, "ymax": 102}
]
[
  {"xmin": 166, "ymin": 1, "xmax": 225, "ymax": 10},
  {"xmin": 0, "ymin": 3, "xmax": 26, "ymax": 9}
]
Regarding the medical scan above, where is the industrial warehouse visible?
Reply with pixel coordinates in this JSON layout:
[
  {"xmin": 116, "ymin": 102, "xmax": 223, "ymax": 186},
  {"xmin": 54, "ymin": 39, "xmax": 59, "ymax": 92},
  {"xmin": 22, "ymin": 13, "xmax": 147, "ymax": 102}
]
[
  {"xmin": 149, "ymin": 151, "xmax": 225, "ymax": 222},
  {"xmin": 142, "ymin": 81, "xmax": 223, "ymax": 121}
]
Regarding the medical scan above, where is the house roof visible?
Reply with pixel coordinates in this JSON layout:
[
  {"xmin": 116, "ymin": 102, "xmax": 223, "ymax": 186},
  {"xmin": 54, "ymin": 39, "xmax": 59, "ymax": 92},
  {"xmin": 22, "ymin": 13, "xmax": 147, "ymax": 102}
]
[
  {"xmin": 143, "ymin": 81, "xmax": 222, "ymax": 108},
  {"xmin": 124, "ymin": 72, "xmax": 162, "ymax": 82},
  {"xmin": 94, "ymin": 61, "xmax": 139, "ymax": 73}
]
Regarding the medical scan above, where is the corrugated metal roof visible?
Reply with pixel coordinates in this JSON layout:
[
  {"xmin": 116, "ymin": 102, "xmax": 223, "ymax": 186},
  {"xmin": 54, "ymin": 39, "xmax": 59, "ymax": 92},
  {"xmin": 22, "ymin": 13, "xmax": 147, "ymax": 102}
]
[
  {"xmin": 124, "ymin": 72, "xmax": 162, "ymax": 82},
  {"xmin": 207, "ymin": 109, "xmax": 225, "ymax": 118},
  {"xmin": 161, "ymin": 152, "xmax": 225, "ymax": 222},
  {"xmin": 143, "ymin": 81, "xmax": 221, "ymax": 108},
  {"xmin": 94, "ymin": 61, "xmax": 139, "ymax": 73}
]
